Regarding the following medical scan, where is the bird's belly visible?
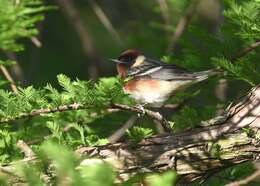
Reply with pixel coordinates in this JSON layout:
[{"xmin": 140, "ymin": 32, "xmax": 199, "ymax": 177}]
[
  {"xmin": 127, "ymin": 90, "xmax": 168, "ymax": 105},
  {"xmin": 123, "ymin": 79, "xmax": 178, "ymax": 106}
]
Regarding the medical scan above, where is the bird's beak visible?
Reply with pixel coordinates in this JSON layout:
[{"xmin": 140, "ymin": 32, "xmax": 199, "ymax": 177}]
[{"xmin": 109, "ymin": 59, "xmax": 127, "ymax": 64}]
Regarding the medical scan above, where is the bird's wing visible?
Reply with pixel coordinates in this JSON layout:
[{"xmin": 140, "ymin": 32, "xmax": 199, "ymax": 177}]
[
  {"xmin": 127, "ymin": 58, "xmax": 197, "ymax": 81},
  {"xmin": 143, "ymin": 65, "xmax": 198, "ymax": 81}
]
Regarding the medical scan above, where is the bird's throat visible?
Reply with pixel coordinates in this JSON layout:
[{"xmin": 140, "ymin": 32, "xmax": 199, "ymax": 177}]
[{"xmin": 117, "ymin": 64, "xmax": 127, "ymax": 78}]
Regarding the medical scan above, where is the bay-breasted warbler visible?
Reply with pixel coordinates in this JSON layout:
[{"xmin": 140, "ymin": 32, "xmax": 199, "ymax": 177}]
[{"xmin": 111, "ymin": 49, "xmax": 220, "ymax": 107}]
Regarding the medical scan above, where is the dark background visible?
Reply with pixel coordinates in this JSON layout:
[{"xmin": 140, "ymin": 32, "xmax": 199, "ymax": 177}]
[{"xmin": 14, "ymin": 0, "xmax": 222, "ymax": 86}]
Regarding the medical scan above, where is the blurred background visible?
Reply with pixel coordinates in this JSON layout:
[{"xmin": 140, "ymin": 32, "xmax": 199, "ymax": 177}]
[{"xmin": 10, "ymin": 0, "xmax": 223, "ymax": 86}]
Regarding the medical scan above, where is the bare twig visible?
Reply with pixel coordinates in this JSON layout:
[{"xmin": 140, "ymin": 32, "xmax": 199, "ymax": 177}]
[
  {"xmin": 0, "ymin": 65, "xmax": 18, "ymax": 93},
  {"xmin": 167, "ymin": 0, "xmax": 199, "ymax": 53},
  {"xmin": 5, "ymin": 52, "xmax": 26, "ymax": 85},
  {"xmin": 108, "ymin": 115, "xmax": 138, "ymax": 143},
  {"xmin": 88, "ymin": 0, "xmax": 123, "ymax": 47},
  {"xmin": 30, "ymin": 37, "xmax": 42, "ymax": 48},
  {"xmin": 231, "ymin": 40, "xmax": 260, "ymax": 62},
  {"xmin": 226, "ymin": 169, "xmax": 260, "ymax": 186},
  {"xmin": 112, "ymin": 103, "xmax": 172, "ymax": 132}
]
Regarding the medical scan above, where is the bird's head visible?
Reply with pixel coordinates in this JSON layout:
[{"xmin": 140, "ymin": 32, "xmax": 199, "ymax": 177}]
[{"xmin": 111, "ymin": 49, "xmax": 145, "ymax": 78}]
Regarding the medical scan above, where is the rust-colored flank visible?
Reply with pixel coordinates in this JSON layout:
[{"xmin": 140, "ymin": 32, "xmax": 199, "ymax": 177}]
[{"xmin": 124, "ymin": 79, "xmax": 160, "ymax": 92}]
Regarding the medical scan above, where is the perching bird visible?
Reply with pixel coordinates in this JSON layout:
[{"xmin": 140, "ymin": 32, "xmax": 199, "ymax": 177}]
[{"xmin": 111, "ymin": 49, "xmax": 220, "ymax": 107}]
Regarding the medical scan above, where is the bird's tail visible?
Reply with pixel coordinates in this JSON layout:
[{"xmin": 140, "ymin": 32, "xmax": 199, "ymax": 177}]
[{"xmin": 193, "ymin": 68, "xmax": 222, "ymax": 82}]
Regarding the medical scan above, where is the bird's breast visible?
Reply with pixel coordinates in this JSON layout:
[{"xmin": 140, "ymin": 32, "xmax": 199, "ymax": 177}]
[
  {"xmin": 123, "ymin": 79, "xmax": 174, "ymax": 105},
  {"xmin": 123, "ymin": 78, "xmax": 193, "ymax": 105}
]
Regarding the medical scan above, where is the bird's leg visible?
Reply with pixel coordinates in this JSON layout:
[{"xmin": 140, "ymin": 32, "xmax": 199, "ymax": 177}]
[{"xmin": 135, "ymin": 103, "xmax": 148, "ymax": 117}]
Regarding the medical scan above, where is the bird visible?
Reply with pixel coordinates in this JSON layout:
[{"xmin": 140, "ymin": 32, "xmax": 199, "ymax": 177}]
[{"xmin": 111, "ymin": 49, "xmax": 220, "ymax": 108}]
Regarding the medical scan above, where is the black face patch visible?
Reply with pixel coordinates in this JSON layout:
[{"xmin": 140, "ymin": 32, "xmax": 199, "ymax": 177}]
[{"xmin": 118, "ymin": 54, "xmax": 136, "ymax": 67}]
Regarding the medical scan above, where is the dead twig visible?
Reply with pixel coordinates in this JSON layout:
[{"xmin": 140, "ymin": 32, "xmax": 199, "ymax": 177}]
[
  {"xmin": 0, "ymin": 65, "xmax": 18, "ymax": 94},
  {"xmin": 30, "ymin": 37, "xmax": 42, "ymax": 48}
]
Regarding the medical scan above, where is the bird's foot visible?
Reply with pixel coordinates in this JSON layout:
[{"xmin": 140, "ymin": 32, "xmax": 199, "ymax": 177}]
[{"xmin": 135, "ymin": 103, "xmax": 147, "ymax": 117}]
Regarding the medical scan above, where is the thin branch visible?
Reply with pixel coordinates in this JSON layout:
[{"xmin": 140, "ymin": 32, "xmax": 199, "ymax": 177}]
[
  {"xmin": 167, "ymin": 0, "xmax": 199, "ymax": 53},
  {"xmin": 112, "ymin": 103, "xmax": 172, "ymax": 132},
  {"xmin": 0, "ymin": 65, "xmax": 18, "ymax": 93},
  {"xmin": 231, "ymin": 40, "xmax": 260, "ymax": 62},
  {"xmin": 0, "ymin": 103, "xmax": 84, "ymax": 124},
  {"xmin": 30, "ymin": 37, "xmax": 42, "ymax": 48},
  {"xmin": 88, "ymin": 0, "xmax": 123, "ymax": 47},
  {"xmin": 226, "ymin": 169, "xmax": 260, "ymax": 186},
  {"xmin": 108, "ymin": 115, "xmax": 138, "ymax": 143},
  {"xmin": 5, "ymin": 52, "xmax": 26, "ymax": 85}
]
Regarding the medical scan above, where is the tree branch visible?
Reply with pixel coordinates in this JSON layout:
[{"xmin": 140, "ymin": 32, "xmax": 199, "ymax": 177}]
[
  {"xmin": 231, "ymin": 40, "xmax": 260, "ymax": 62},
  {"xmin": 0, "ymin": 103, "xmax": 84, "ymax": 124},
  {"xmin": 0, "ymin": 103, "xmax": 172, "ymax": 132},
  {"xmin": 111, "ymin": 103, "xmax": 172, "ymax": 132},
  {"xmin": 76, "ymin": 85, "xmax": 260, "ymax": 183}
]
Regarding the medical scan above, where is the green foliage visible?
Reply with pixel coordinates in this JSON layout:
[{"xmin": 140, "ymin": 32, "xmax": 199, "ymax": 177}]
[
  {"xmin": 213, "ymin": 57, "xmax": 260, "ymax": 85},
  {"xmin": 0, "ymin": 0, "xmax": 53, "ymax": 52},
  {"xmin": 0, "ymin": 60, "xmax": 16, "ymax": 66},
  {"xmin": 224, "ymin": 0, "xmax": 260, "ymax": 41},
  {"xmin": 172, "ymin": 105, "xmax": 215, "ymax": 130},
  {"xmin": 147, "ymin": 171, "xmax": 177, "ymax": 186},
  {"xmin": 127, "ymin": 126, "xmax": 154, "ymax": 143},
  {"xmin": 0, "ymin": 130, "xmax": 16, "ymax": 163}
]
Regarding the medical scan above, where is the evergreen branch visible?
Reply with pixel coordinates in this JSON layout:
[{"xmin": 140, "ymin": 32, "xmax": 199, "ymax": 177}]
[
  {"xmin": 0, "ymin": 103, "xmax": 84, "ymax": 124},
  {"xmin": 231, "ymin": 40, "xmax": 260, "ymax": 62},
  {"xmin": 0, "ymin": 102, "xmax": 172, "ymax": 132}
]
